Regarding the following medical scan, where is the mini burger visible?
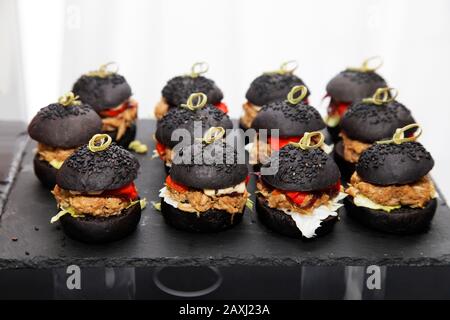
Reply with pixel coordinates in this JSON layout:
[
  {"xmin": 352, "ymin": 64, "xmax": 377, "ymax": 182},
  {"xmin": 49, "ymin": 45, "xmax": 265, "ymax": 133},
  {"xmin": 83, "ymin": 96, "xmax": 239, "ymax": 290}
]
[
  {"xmin": 240, "ymin": 61, "xmax": 310, "ymax": 130},
  {"xmin": 324, "ymin": 57, "xmax": 387, "ymax": 141},
  {"xmin": 154, "ymin": 92, "xmax": 233, "ymax": 172},
  {"xmin": 154, "ymin": 62, "xmax": 227, "ymax": 119},
  {"xmin": 72, "ymin": 62, "xmax": 138, "ymax": 148},
  {"xmin": 335, "ymin": 87, "xmax": 415, "ymax": 180},
  {"xmin": 50, "ymin": 134, "xmax": 145, "ymax": 243},
  {"xmin": 256, "ymin": 132, "xmax": 346, "ymax": 239},
  {"xmin": 345, "ymin": 124, "xmax": 437, "ymax": 234},
  {"xmin": 28, "ymin": 92, "xmax": 103, "ymax": 188},
  {"xmin": 159, "ymin": 127, "xmax": 250, "ymax": 233},
  {"xmin": 250, "ymin": 85, "xmax": 329, "ymax": 166}
]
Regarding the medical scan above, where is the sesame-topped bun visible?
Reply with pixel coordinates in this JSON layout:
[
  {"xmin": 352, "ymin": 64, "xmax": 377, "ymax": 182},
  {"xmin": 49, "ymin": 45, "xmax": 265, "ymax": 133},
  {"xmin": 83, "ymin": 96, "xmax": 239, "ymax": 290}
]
[
  {"xmin": 261, "ymin": 144, "xmax": 340, "ymax": 192},
  {"xmin": 327, "ymin": 70, "xmax": 386, "ymax": 102},
  {"xmin": 357, "ymin": 141, "xmax": 434, "ymax": 186},
  {"xmin": 170, "ymin": 139, "xmax": 248, "ymax": 190},
  {"xmin": 72, "ymin": 63, "xmax": 132, "ymax": 112},
  {"xmin": 155, "ymin": 93, "xmax": 233, "ymax": 148},
  {"xmin": 162, "ymin": 76, "xmax": 223, "ymax": 107},
  {"xmin": 252, "ymin": 86, "xmax": 325, "ymax": 137},
  {"xmin": 246, "ymin": 61, "xmax": 310, "ymax": 106},
  {"xmin": 341, "ymin": 98, "xmax": 414, "ymax": 143},
  {"xmin": 56, "ymin": 137, "xmax": 139, "ymax": 192},
  {"xmin": 162, "ymin": 62, "xmax": 224, "ymax": 108},
  {"xmin": 326, "ymin": 57, "xmax": 387, "ymax": 102},
  {"xmin": 28, "ymin": 94, "xmax": 102, "ymax": 149}
]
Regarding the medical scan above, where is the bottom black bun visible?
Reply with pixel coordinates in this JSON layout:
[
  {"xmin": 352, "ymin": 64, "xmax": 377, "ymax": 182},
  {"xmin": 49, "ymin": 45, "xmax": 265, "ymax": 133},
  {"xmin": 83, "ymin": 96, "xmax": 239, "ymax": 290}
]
[
  {"xmin": 327, "ymin": 124, "xmax": 341, "ymax": 143},
  {"xmin": 333, "ymin": 140, "xmax": 355, "ymax": 183},
  {"xmin": 256, "ymin": 194, "xmax": 339, "ymax": 239},
  {"xmin": 344, "ymin": 197, "xmax": 437, "ymax": 234},
  {"xmin": 105, "ymin": 122, "xmax": 137, "ymax": 149},
  {"xmin": 33, "ymin": 154, "xmax": 57, "ymax": 189},
  {"xmin": 59, "ymin": 202, "xmax": 141, "ymax": 243},
  {"xmin": 161, "ymin": 200, "xmax": 243, "ymax": 233}
]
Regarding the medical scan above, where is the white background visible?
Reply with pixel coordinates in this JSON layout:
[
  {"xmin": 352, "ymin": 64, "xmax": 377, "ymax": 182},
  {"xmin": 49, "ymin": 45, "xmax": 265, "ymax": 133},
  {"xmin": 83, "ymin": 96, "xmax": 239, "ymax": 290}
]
[{"xmin": 1, "ymin": 0, "xmax": 450, "ymax": 198}]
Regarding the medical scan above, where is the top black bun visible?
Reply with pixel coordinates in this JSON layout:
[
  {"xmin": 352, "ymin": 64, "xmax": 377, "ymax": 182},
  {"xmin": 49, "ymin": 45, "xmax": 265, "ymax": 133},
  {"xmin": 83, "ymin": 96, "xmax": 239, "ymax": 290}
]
[
  {"xmin": 341, "ymin": 100, "xmax": 415, "ymax": 143},
  {"xmin": 56, "ymin": 142, "xmax": 139, "ymax": 192},
  {"xmin": 261, "ymin": 144, "xmax": 340, "ymax": 192},
  {"xmin": 155, "ymin": 105, "xmax": 233, "ymax": 148},
  {"xmin": 356, "ymin": 142, "xmax": 434, "ymax": 185},
  {"xmin": 246, "ymin": 73, "xmax": 310, "ymax": 106},
  {"xmin": 170, "ymin": 139, "xmax": 248, "ymax": 190},
  {"xmin": 73, "ymin": 74, "xmax": 132, "ymax": 112},
  {"xmin": 251, "ymin": 100, "xmax": 325, "ymax": 137},
  {"xmin": 326, "ymin": 70, "xmax": 387, "ymax": 102},
  {"xmin": 28, "ymin": 103, "xmax": 102, "ymax": 149},
  {"xmin": 162, "ymin": 76, "xmax": 223, "ymax": 108}
]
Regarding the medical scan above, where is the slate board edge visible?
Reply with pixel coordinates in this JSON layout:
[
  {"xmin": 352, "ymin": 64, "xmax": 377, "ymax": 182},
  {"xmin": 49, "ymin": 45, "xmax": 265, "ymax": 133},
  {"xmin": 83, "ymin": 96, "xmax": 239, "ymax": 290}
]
[
  {"xmin": 0, "ymin": 133, "xmax": 29, "ymax": 216},
  {"xmin": 2, "ymin": 255, "xmax": 450, "ymax": 270}
]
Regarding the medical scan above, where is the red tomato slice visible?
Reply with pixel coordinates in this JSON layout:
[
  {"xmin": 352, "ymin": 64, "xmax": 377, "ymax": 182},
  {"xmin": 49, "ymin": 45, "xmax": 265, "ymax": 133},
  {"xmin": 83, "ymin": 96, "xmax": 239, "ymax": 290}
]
[
  {"xmin": 327, "ymin": 99, "xmax": 351, "ymax": 117},
  {"xmin": 100, "ymin": 100, "xmax": 137, "ymax": 117},
  {"xmin": 103, "ymin": 182, "xmax": 139, "ymax": 200},
  {"xmin": 156, "ymin": 141, "xmax": 166, "ymax": 158},
  {"xmin": 267, "ymin": 136, "xmax": 302, "ymax": 151},
  {"xmin": 330, "ymin": 180, "xmax": 341, "ymax": 193},
  {"xmin": 165, "ymin": 175, "xmax": 188, "ymax": 193},
  {"xmin": 285, "ymin": 191, "xmax": 308, "ymax": 205},
  {"xmin": 214, "ymin": 102, "xmax": 229, "ymax": 114}
]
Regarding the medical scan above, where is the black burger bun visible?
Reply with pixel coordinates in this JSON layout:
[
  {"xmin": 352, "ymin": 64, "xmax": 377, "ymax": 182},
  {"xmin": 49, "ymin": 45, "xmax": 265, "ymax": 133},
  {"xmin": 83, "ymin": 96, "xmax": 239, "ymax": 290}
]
[
  {"xmin": 345, "ymin": 197, "xmax": 437, "ymax": 234},
  {"xmin": 33, "ymin": 154, "xmax": 58, "ymax": 189},
  {"xmin": 170, "ymin": 139, "xmax": 248, "ymax": 190},
  {"xmin": 73, "ymin": 74, "xmax": 132, "ymax": 113},
  {"xmin": 356, "ymin": 142, "xmax": 434, "ymax": 186},
  {"xmin": 56, "ymin": 142, "xmax": 139, "ymax": 192},
  {"xmin": 59, "ymin": 202, "xmax": 141, "ymax": 243},
  {"xmin": 155, "ymin": 104, "xmax": 233, "ymax": 148},
  {"xmin": 246, "ymin": 73, "xmax": 310, "ymax": 106},
  {"xmin": 162, "ymin": 75, "xmax": 223, "ymax": 108},
  {"xmin": 161, "ymin": 199, "xmax": 243, "ymax": 233},
  {"xmin": 256, "ymin": 194, "xmax": 339, "ymax": 239},
  {"xmin": 326, "ymin": 70, "xmax": 387, "ymax": 103},
  {"xmin": 28, "ymin": 103, "xmax": 102, "ymax": 149},
  {"xmin": 252, "ymin": 100, "xmax": 325, "ymax": 137},
  {"xmin": 341, "ymin": 100, "xmax": 415, "ymax": 143},
  {"xmin": 261, "ymin": 144, "xmax": 340, "ymax": 192}
]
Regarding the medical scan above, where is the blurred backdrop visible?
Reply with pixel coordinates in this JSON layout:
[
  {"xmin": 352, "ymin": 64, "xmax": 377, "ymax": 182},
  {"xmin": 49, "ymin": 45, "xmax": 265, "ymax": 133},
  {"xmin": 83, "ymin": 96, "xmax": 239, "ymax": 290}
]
[{"xmin": 1, "ymin": 0, "xmax": 450, "ymax": 198}]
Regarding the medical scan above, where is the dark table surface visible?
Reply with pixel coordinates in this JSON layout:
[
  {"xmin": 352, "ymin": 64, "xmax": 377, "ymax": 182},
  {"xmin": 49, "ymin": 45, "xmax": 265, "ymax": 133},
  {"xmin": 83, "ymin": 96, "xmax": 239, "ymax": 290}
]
[{"xmin": 0, "ymin": 119, "xmax": 449, "ymax": 270}]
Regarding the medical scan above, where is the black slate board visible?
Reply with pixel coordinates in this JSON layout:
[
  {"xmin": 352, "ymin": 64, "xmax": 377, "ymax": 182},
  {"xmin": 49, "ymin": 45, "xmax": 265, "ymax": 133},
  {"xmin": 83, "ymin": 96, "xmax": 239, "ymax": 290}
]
[{"xmin": 0, "ymin": 120, "xmax": 450, "ymax": 269}]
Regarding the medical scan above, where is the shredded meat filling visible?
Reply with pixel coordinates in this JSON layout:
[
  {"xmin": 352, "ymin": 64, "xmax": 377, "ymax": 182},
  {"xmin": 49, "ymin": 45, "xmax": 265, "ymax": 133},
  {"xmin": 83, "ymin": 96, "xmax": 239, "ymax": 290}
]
[
  {"xmin": 256, "ymin": 181, "xmax": 334, "ymax": 215},
  {"xmin": 249, "ymin": 138, "xmax": 272, "ymax": 165},
  {"xmin": 240, "ymin": 102, "xmax": 261, "ymax": 128},
  {"xmin": 154, "ymin": 97, "xmax": 169, "ymax": 120},
  {"xmin": 52, "ymin": 185, "xmax": 131, "ymax": 217},
  {"xmin": 37, "ymin": 143, "xmax": 76, "ymax": 163},
  {"xmin": 165, "ymin": 185, "xmax": 248, "ymax": 214},
  {"xmin": 346, "ymin": 172, "xmax": 435, "ymax": 208},
  {"xmin": 339, "ymin": 132, "xmax": 371, "ymax": 163},
  {"xmin": 102, "ymin": 99, "xmax": 138, "ymax": 140}
]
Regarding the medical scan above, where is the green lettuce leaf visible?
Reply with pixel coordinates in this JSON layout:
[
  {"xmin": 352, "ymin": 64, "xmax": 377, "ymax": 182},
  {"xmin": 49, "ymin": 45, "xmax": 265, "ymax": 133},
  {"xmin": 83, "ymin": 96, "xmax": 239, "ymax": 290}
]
[
  {"xmin": 49, "ymin": 159, "xmax": 64, "ymax": 169},
  {"xmin": 353, "ymin": 194, "xmax": 401, "ymax": 213}
]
